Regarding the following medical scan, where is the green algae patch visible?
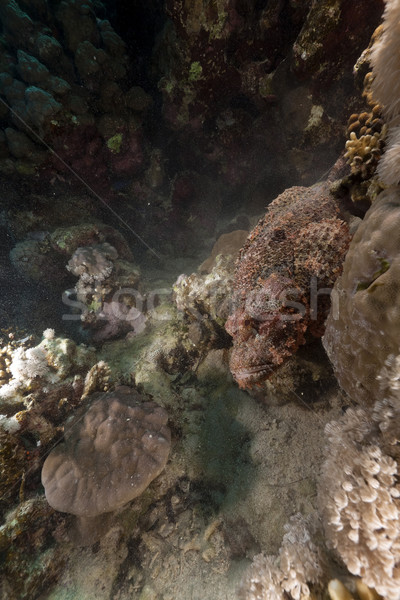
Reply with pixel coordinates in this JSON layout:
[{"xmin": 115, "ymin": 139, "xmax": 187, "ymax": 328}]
[
  {"xmin": 356, "ymin": 257, "xmax": 391, "ymax": 292},
  {"xmin": 106, "ymin": 133, "xmax": 123, "ymax": 154},
  {"xmin": 188, "ymin": 61, "xmax": 203, "ymax": 82}
]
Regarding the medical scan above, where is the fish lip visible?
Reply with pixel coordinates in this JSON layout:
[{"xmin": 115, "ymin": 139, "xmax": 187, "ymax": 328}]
[{"xmin": 232, "ymin": 364, "xmax": 271, "ymax": 378}]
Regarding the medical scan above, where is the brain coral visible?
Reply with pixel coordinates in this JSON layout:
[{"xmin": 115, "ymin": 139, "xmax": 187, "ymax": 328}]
[
  {"xmin": 323, "ymin": 187, "xmax": 400, "ymax": 405},
  {"xmin": 225, "ymin": 182, "xmax": 350, "ymax": 388}
]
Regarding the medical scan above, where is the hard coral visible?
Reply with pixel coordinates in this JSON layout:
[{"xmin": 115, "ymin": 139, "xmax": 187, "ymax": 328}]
[
  {"xmin": 340, "ymin": 25, "xmax": 386, "ymax": 206},
  {"xmin": 0, "ymin": 497, "xmax": 67, "ymax": 600},
  {"xmin": 225, "ymin": 182, "xmax": 350, "ymax": 388},
  {"xmin": 41, "ymin": 386, "xmax": 171, "ymax": 544},
  {"xmin": 323, "ymin": 187, "xmax": 400, "ymax": 405}
]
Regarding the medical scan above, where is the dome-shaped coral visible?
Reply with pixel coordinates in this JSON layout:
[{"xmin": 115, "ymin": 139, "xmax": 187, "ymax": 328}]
[{"xmin": 323, "ymin": 187, "xmax": 400, "ymax": 404}]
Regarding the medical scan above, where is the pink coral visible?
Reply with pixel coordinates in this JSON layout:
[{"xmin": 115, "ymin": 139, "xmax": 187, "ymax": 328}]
[{"xmin": 225, "ymin": 182, "xmax": 350, "ymax": 388}]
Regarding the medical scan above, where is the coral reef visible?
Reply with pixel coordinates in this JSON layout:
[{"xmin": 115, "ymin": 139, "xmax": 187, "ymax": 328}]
[
  {"xmin": 9, "ymin": 220, "xmax": 134, "ymax": 285},
  {"xmin": 8, "ymin": 217, "xmax": 144, "ymax": 342},
  {"xmin": 323, "ymin": 187, "xmax": 400, "ymax": 404},
  {"xmin": 0, "ymin": 3, "xmax": 392, "ymax": 599},
  {"xmin": 225, "ymin": 181, "xmax": 350, "ymax": 388},
  {"xmin": 0, "ymin": 291, "xmax": 344, "ymax": 600},
  {"xmin": 0, "ymin": 331, "xmax": 96, "ymax": 405},
  {"xmin": 323, "ymin": 1, "xmax": 400, "ymax": 403},
  {"xmin": 150, "ymin": 0, "xmax": 382, "ymax": 205},
  {"xmin": 42, "ymin": 386, "xmax": 171, "ymax": 544},
  {"xmin": 291, "ymin": 1, "xmax": 383, "ymax": 85},
  {"xmin": 157, "ymin": 0, "xmax": 381, "ymax": 130},
  {"xmin": 336, "ymin": 21, "xmax": 386, "ymax": 208}
]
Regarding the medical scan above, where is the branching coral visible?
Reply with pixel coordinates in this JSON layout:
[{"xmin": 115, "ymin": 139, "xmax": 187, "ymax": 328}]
[
  {"xmin": 345, "ymin": 126, "xmax": 385, "ymax": 181},
  {"xmin": 341, "ymin": 29, "xmax": 386, "ymax": 205}
]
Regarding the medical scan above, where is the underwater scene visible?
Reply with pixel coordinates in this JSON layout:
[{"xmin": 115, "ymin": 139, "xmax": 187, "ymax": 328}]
[{"xmin": 1, "ymin": 0, "xmax": 400, "ymax": 598}]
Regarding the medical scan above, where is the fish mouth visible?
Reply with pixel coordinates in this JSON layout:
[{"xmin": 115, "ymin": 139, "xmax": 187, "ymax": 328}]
[
  {"xmin": 234, "ymin": 364, "xmax": 271, "ymax": 376},
  {"xmin": 231, "ymin": 364, "xmax": 273, "ymax": 387}
]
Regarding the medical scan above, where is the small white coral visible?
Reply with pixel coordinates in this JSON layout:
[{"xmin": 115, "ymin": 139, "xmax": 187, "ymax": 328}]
[
  {"xmin": 0, "ymin": 413, "xmax": 20, "ymax": 433},
  {"xmin": 42, "ymin": 328, "xmax": 55, "ymax": 340},
  {"xmin": 238, "ymin": 554, "xmax": 285, "ymax": 600},
  {"xmin": 238, "ymin": 514, "xmax": 325, "ymax": 600},
  {"xmin": 377, "ymin": 353, "xmax": 400, "ymax": 393},
  {"xmin": 9, "ymin": 346, "xmax": 51, "ymax": 383}
]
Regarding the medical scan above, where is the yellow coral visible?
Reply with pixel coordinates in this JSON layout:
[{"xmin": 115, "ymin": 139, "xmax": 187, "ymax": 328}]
[
  {"xmin": 328, "ymin": 580, "xmax": 354, "ymax": 600},
  {"xmin": 328, "ymin": 579, "xmax": 382, "ymax": 600},
  {"xmin": 342, "ymin": 66, "xmax": 386, "ymax": 204},
  {"xmin": 345, "ymin": 130, "xmax": 382, "ymax": 176}
]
